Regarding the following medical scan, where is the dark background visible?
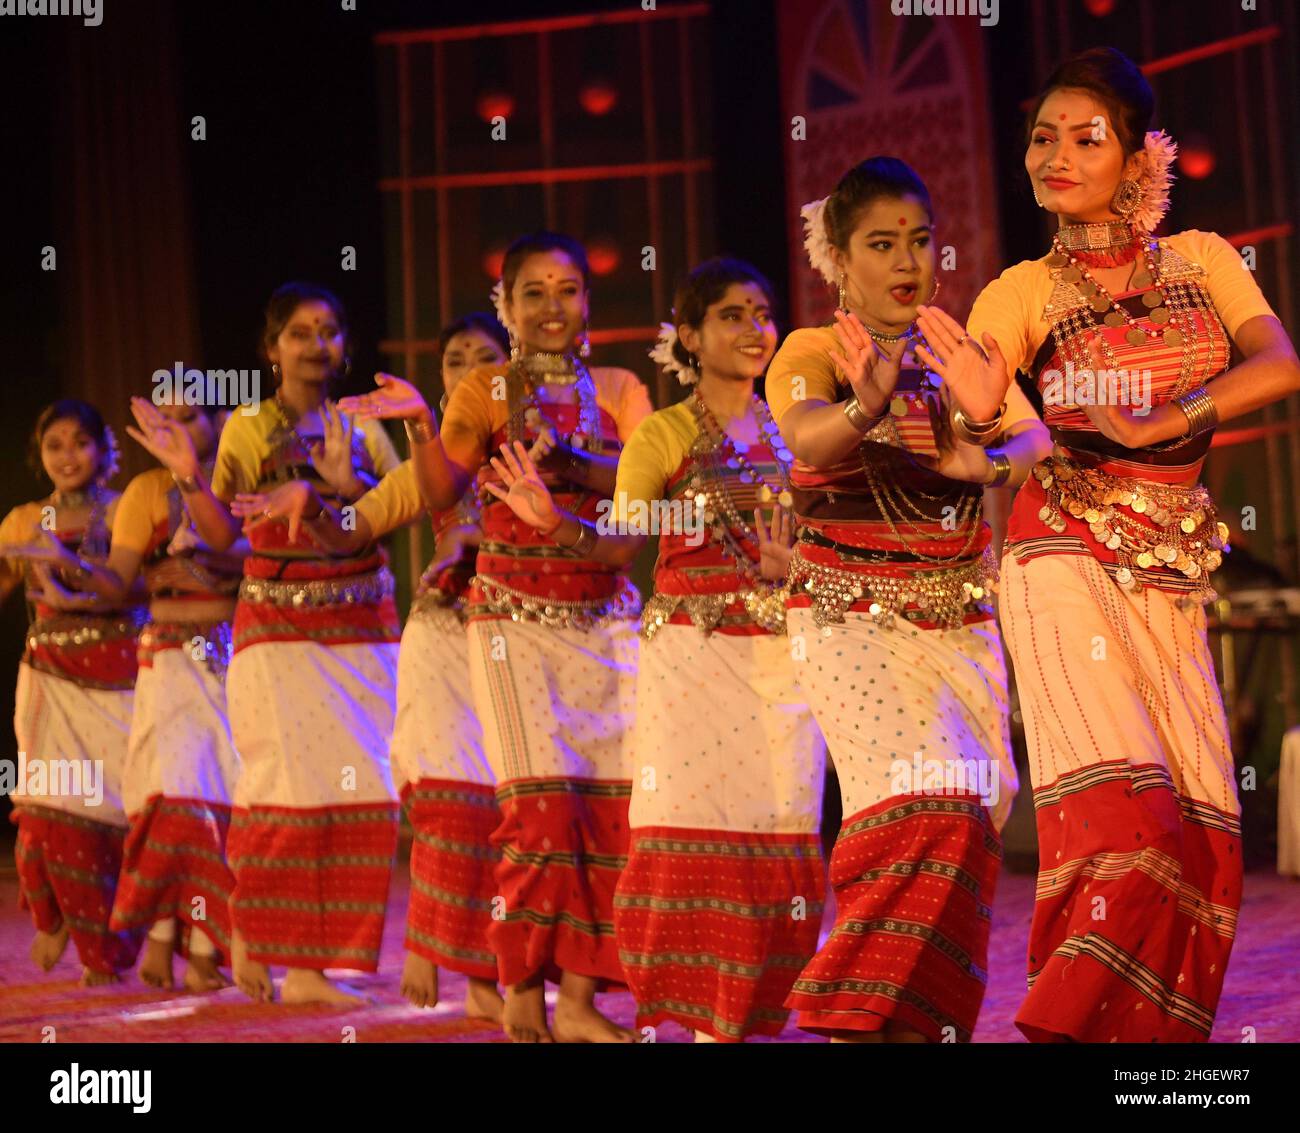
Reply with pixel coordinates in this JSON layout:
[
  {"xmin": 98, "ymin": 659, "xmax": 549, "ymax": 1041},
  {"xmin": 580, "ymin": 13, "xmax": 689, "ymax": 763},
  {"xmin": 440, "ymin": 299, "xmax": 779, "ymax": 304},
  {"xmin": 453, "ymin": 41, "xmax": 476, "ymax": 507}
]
[{"xmin": 1, "ymin": 0, "xmax": 1297, "ymax": 862}]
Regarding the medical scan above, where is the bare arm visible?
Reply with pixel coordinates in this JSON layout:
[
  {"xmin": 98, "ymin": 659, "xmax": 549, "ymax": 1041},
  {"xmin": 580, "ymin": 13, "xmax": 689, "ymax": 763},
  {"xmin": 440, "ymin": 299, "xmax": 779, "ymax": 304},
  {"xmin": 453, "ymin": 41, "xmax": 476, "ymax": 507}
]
[{"xmin": 1077, "ymin": 316, "xmax": 1300, "ymax": 448}]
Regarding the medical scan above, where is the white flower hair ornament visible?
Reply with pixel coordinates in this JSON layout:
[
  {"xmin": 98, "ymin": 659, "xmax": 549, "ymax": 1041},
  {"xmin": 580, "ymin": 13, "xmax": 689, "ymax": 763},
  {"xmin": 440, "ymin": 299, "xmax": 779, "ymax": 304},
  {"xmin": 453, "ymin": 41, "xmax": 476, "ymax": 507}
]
[
  {"xmin": 800, "ymin": 195, "xmax": 838, "ymax": 285},
  {"xmin": 649, "ymin": 321, "xmax": 699, "ymax": 386},
  {"xmin": 1123, "ymin": 130, "xmax": 1178, "ymax": 235},
  {"xmin": 489, "ymin": 280, "xmax": 518, "ymax": 339}
]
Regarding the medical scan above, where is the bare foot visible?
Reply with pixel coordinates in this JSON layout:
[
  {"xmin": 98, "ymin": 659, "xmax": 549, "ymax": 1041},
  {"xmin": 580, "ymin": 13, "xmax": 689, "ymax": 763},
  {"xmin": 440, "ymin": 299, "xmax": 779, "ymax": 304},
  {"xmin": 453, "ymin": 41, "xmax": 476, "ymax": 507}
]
[
  {"xmin": 139, "ymin": 936, "xmax": 175, "ymax": 989},
  {"xmin": 30, "ymin": 922, "xmax": 69, "ymax": 972},
  {"xmin": 281, "ymin": 968, "xmax": 368, "ymax": 1006},
  {"xmin": 231, "ymin": 929, "xmax": 274, "ymax": 1003},
  {"xmin": 552, "ymin": 995, "xmax": 634, "ymax": 1043},
  {"xmin": 81, "ymin": 967, "xmax": 121, "ymax": 987},
  {"xmin": 464, "ymin": 976, "xmax": 504, "ymax": 1024},
  {"xmin": 400, "ymin": 952, "xmax": 438, "ymax": 1009},
  {"xmin": 183, "ymin": 952, "xmax": 230, "ymax": 993},
  {"xmin": 552, "ymin": 971, "xmax": 633, "ymax": 1043},
  {"xmin": 503, "ymin": 977, "xmax": 552, "ymax": 1043}
]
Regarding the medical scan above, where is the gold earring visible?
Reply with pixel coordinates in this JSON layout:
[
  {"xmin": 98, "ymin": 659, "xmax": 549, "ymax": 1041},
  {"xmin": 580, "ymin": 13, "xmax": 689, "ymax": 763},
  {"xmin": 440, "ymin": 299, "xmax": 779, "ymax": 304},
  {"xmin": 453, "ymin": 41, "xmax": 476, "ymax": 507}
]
[
  {"xmin": 837, "ymin": 274, "xmax": 848, "ymax": 311},
  {"xmin": 1032, "ymin": 182, "xmax": 1043, "ymax": 207},
  {"xmin": 929, "ymin": 277, "xmax": 942, "ymax": 303},
  {"xmin": 1112, "ymin": 178, "xmax": 1142, "ymax": 218}
]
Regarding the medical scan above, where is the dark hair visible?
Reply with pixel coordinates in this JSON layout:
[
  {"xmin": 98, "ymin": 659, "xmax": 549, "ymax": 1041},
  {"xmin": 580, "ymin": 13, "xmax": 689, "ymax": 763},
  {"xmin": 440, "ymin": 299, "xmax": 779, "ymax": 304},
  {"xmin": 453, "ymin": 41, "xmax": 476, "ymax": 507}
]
[
  {"xmin": 669, "ymin": 257, "xmax": 777, "ymax": 372},
  {"xmin": 1027, "ymin": 47, "xmax": 1154, "ymax": 157},
  {"xmin": 824, "ymin": 156, "xmax": 934, "ymax": 252},
  {"xmin": 259, "ymin": 281, "xmax": 352, "ymax": 379},
  {"xmin": 28, "ymin": 399, "xmax": 111, "ymax": 481},
  {"xmin": 438, "ymin": 311, "xmax": 510, "ymax": 356},
  {"xmin": 500, "ymin": 231, "xmax": 591, "ymax": 295}
]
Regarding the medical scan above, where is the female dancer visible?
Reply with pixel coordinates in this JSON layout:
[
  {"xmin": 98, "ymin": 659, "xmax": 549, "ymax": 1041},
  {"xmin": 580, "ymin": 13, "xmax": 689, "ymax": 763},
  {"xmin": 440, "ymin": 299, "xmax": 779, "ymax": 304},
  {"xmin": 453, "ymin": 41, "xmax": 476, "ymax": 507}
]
[
  {"xmin": 944, "ymin": 47, "xmax": 1300, "ymax": 1042},
  {"xmin": 0, "ymin": 401, "xmax": 145, "ymax": 983},
  {"xmin": 25, "ymin": 398, "xmax": 246, "ymax": 991},
  {"xmin": 766, "ymin": 157, "xmax": 1049, "ymax": 1042},
  {"xmin": 128, "ymin": 282, "xmax": 404, "ymax": 1005},
  {"xmin": 487, "ymin": 257, "xmax": 827, "ymax": 1042},
  {"xmin": 240, "ymin": 312, "xmax": 510, "ymax": 1022},
  {"xmin": 338, "ymin": 231, "xmax": 652, "ymax": 1042}
]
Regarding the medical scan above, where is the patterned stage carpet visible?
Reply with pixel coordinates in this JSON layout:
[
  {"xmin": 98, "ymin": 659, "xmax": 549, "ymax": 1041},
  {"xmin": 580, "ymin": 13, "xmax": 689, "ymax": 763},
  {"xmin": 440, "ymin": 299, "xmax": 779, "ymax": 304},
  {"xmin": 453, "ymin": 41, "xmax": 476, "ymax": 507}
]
[{"xmin": 1, "ymin": 859, "xmax": 1296, "ymax": 1043}]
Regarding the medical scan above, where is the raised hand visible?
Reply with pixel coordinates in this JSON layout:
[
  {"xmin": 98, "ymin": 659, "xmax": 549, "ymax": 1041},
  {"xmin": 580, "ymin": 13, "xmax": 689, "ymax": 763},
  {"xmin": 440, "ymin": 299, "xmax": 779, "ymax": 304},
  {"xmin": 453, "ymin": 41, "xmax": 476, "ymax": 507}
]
[
  {"xmin": 754, "ymin": 504, "xmax": 794, "ymax": 581},
  {"xmin": 338, "ymin": 373, "xmax": 432, "ymax": 423},
  {"xmin": 914, "ymin": 305, "xmax": 1010, "ymax": 423},
  {"xmin": 827, "ymin": 309, "xmax": 906, "ymax": 417},
  {"xmin": 126, "ymin": 396, "xmax": 200, "ymax": 479},
  {"xmin": 482, "ymin": 441, "xmax": 561, "ymax": 533},
  {"xmin": 309, "ymin": 400, "xmax": 360, "ymax": 495},
  {"xmin": 231, "ymin": 480, "xmax": 319, "ymax": 543}
]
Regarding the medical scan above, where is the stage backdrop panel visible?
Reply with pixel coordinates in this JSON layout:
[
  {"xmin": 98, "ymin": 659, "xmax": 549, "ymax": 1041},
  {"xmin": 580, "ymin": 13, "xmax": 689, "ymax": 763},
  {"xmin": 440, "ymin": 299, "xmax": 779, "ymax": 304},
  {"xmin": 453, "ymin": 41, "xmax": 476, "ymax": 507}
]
[{"xmin": 777, "ymin": 1, "xmax": 1003, "ymax": 329}]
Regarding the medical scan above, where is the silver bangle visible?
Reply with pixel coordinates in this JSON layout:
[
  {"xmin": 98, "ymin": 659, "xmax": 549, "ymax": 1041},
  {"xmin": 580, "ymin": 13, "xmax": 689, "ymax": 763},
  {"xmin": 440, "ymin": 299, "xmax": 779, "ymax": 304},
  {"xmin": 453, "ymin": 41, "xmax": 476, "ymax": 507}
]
[
  {"xmin": 559, "ymin": 519, "xmax": 598, "ymax": 557},
  {"xmin": 1173, "ymin": 387, "xmax": 1219, "ymax": 438},
  {"xmin": 951, "ymin": 404, "xmax": 1006, "ymax": 447},
  {"xmin": 985, "ymin": 450, "xmax": 1012, "ymax": 488}
]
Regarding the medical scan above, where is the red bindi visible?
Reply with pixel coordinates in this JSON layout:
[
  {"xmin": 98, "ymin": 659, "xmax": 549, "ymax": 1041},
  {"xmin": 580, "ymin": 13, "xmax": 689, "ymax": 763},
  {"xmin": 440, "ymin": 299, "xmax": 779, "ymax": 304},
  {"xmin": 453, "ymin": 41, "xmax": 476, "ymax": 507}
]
[
  {"xmin": 1059, "ymin": 113, "xmax": 1067, "ymax": 120},
  {"xmin": 899, "ymin": 217, "xmax": 906, "ymax": 225}
]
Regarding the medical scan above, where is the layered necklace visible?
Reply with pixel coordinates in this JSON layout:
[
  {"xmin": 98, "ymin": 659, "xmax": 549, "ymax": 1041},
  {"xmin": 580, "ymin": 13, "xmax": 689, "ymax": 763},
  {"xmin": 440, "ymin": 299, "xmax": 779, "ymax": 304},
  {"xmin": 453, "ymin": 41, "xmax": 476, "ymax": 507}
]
[
  {"xmin": 686, "ymin": 391, "xmax": 793, "ymax": 584},
  {"xmin": 851, "ymin": 321, "xmax": 982, "ymax": 564},
  {"xmin": 862, "ymin": 321, "xmax": 940, "ymax": 419},
  {"xmin": 1046, "ymin": 221, "xmax": 1227, "ymax": 417},
  {"xmin": 507, "ymin": 351, "xmax": 602, "ymax": 450},
  {"xmin": 50, "ymin": 483, "xmax": 110, "ymax": 561}
]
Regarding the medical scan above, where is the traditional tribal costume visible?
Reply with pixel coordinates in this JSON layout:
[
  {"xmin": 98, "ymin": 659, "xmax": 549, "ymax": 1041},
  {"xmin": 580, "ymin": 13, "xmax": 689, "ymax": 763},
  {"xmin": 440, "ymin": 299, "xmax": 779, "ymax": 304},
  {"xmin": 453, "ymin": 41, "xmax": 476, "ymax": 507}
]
[
  {"xmin": 106, "ymin": 466, "xmax": 242, "ymax": 962},
  {"xmin": 767, "ymin": 330, "xmax": 1018, "ymax": 1042},
  {"xmin": 969, "ymin": 224, "xmax": 1273, "ymax": 1041},
  {"xmin": 211, "ymin": 399, "xmax": 402, "ymax": 973},
  {"xmin": 611, "ymin": 393, "xmax": 826, "ymax": 1041},
  {"xmin": 354, "ymin": 460, "xmax": 500, "ymax": 983},
  {"xmin": 3, "ymin": 494, "xmax": 147, "ymax": 975},
  {"xmin": 441, "ymin": 354, "xmax": 651, "ymax": 987}
]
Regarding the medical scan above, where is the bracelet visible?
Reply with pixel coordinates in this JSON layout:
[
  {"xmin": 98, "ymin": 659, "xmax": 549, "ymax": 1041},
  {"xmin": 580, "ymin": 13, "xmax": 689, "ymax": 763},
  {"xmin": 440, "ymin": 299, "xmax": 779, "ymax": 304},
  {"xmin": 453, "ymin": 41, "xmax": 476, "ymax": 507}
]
[
  {"xmin": 1173, "ymin": 387, "xmax": 1219, "ymax": 438},
  {"xmin": 951, "ymin": 403, "xmax": 1006, "ymax": 446},
  {"xmin": 843, "ymin": 396, "xmax": 885, "ymax": 433},
  {"xmin": 558, "ymin": 519, "xmax": 598, "ymax": 557},
  {"xmin": 405, "ymin": 417, "xmax": 437, "ymax": 445},
  {"xmin": 538, "ymin": 512, "xmax": 564, "ymax": 538},
  {"xmin": 172, "ymin": 472, "xmax": 201, "ymax": 494},
  {"xmin": 984, "ymin": 450, "xmax": 1012, "ymax": 488}
]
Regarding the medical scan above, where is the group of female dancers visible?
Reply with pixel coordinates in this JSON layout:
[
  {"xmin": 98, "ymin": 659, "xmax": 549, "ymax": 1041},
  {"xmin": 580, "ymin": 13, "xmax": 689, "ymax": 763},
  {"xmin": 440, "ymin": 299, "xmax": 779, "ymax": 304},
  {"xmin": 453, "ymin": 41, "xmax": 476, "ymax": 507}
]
[{"xmin": 4, "ymin": 47, "xmax": 1297, "ymax": 1043}]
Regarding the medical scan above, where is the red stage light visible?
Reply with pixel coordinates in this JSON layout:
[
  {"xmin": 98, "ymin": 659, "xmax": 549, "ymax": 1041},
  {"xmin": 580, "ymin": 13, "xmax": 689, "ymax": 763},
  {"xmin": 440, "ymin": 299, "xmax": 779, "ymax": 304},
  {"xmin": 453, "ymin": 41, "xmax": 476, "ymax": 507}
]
[
  {"xmin": 483, "ymin": 248, "xmax": 507, "ymax": 280},
  {"xmin": 588, "ymin": 239, "xmax": 621, "ymax": 276},
  {"xmin": 1083, "ymin": 0, "xmax": 1116, "ymax": 15},
  {"xmin": 1179, "ymin": 135, "xmax": 1216, "ymax": 180},
  {"xmin": 476, "ymin": 91, "xmax": 514, "ymax": 123},
  {"xmin": 580, "ymin": 79, "xmax": 618, "ymax": 116}
]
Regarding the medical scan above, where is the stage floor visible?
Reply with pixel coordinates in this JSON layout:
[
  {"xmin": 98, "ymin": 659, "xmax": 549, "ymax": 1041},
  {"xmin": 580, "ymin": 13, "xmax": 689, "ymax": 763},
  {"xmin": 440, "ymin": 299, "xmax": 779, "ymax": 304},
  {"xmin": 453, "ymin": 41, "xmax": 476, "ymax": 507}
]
[{"xmin": 1, "ymin": 863, "xmax": 1296, "ymax": 1044}]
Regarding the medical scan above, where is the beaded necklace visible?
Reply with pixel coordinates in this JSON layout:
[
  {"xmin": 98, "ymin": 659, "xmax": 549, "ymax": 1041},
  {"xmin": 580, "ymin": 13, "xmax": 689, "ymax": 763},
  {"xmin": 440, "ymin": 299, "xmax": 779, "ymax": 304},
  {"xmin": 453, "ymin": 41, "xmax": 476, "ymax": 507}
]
[
  {"xmin": 50, "ymin": 483, "xmax": 110, "ymax": 562},
  {"xmin": 506, "ymin": 352, "xmax": 602, "ymax": 451},
  {"xmin": 686, "ymin": 392, "xmax": 793, "ymax": 583}
]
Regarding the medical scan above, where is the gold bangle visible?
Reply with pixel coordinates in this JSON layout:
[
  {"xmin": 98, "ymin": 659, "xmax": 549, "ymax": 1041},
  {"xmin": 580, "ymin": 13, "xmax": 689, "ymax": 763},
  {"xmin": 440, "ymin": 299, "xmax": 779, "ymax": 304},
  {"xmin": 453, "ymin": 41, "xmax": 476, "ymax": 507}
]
[
  {"xmin": 172, "ymin": 472, "xmax": 201, "ymax": 494},
  {"xmin": 843, "ymin": 396, "xmax": 885, "ymax": 433},
  {"xmin": 405, "ymin": 417, "xmax": 437, "ymax": 445},
  {"xmin": 951, "ymin": 404, "xmax": 1006, "ymax": 446}
]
